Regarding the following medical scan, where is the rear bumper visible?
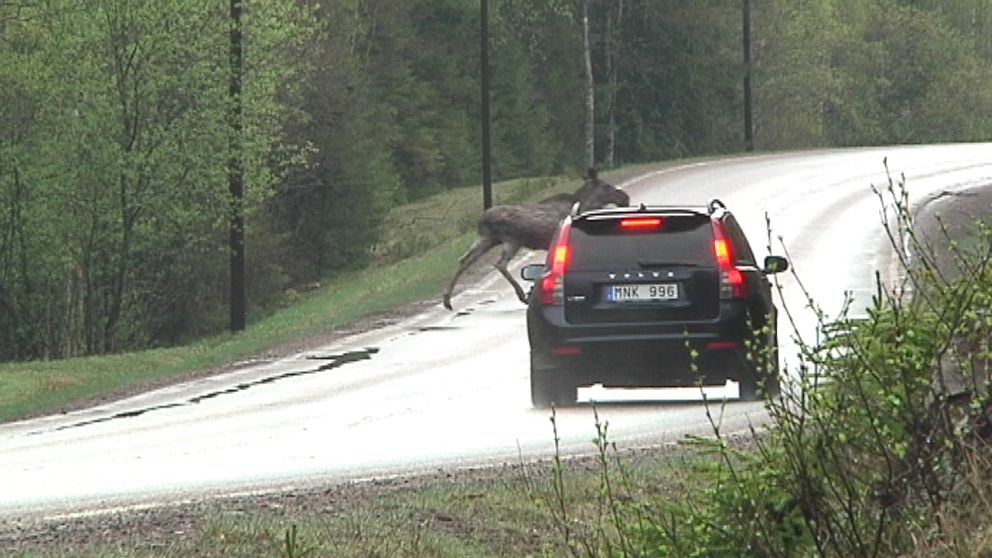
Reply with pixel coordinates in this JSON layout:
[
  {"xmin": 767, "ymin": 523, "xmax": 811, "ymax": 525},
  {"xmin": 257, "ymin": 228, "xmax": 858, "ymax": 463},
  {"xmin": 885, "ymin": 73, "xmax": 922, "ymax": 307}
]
[{"xmin": 527, "ymin": 301, "xmax": 762, "ymax": 387}]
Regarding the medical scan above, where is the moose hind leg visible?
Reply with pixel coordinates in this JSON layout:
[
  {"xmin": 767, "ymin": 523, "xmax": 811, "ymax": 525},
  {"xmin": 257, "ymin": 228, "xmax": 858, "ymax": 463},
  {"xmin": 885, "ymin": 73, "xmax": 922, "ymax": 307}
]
[
  {"xmin": 494, "ymin": 242, "xmax": 528, "ymax": 303},
  {"xmin": 443, "ymin": 236, "xmax": 499, "ymax": 310}
]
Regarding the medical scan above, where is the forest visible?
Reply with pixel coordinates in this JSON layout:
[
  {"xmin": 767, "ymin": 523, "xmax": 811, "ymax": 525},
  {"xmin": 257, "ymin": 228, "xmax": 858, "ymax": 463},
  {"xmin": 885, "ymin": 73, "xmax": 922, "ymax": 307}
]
[{"xmin": 1, "ymin": 0, "xmax": 991, "ymax": 361}]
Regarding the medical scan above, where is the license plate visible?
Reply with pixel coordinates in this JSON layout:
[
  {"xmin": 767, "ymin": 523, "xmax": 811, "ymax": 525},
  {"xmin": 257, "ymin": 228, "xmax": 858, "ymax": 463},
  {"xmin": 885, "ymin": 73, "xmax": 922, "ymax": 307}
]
[{"xmin": 606, "ymin": 283, "xmax": 679, "ymax": 302}]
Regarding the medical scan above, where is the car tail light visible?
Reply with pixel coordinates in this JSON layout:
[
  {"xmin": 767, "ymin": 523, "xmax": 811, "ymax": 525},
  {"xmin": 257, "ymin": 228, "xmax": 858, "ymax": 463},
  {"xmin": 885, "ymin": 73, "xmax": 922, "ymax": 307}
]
[
  {"xmin": 539, "ymin": 221, "xmax": 572, "ymax": 306},
  {"xmin": 712, "ymin": 221, "xmax": 747, "ymax": 299},
  {"xmin": 620, "ymin": 217, "xmax": 663, "ymax": 230}
]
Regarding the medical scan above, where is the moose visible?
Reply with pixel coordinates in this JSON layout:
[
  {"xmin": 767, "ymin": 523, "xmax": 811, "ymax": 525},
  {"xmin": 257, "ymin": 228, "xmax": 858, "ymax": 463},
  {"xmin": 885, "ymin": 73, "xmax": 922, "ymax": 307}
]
[{"xmin": 442, "ymin": 169, "xmax": 630, "ymax": 310}]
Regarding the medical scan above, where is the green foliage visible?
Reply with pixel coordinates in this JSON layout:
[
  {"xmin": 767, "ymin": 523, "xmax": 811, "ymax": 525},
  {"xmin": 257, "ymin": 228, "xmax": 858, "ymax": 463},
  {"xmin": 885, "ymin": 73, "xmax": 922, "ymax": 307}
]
[
  {"xmin": 754, "ymin": 0, "xmax": 992, "ymax": 147},
  {"xmin": 273, "ymin": 1, "xmax": 402, "ymax": 281},
  {"xmin": 0, "ymin": 0, "xmax": 316, "ymax": 358},
  {"xmin": 489, "ymin": 18, "xmax": 557, "ymax": 178},
  {"xmin": 494, "ymin": 0, "xmax": 584, "ymax": 171},
  {"xmin": 612, "ymin": 1, "xmax": 743, "ymax": 160}
]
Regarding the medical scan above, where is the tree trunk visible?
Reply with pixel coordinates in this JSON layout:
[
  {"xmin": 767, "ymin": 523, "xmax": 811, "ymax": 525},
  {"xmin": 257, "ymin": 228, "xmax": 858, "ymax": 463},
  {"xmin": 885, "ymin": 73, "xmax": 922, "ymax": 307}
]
[
  {"xmin": 742, "ymin": 0, "xmax": 754, "ymax": 152},
  {"xmin": 581, "ymin": 0, "xmax": 595, "ymax": 170},
  {"xmin": 104, "ymin": 173, "xmax": 136, "ymax": 354}
]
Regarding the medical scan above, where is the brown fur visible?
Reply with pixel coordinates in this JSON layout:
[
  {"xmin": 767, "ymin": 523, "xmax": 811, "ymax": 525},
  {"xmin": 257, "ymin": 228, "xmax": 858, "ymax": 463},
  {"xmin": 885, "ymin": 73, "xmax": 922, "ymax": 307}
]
[{"xmin": 443, "ymin": 169, "xmax": 629, "ymax": 310}]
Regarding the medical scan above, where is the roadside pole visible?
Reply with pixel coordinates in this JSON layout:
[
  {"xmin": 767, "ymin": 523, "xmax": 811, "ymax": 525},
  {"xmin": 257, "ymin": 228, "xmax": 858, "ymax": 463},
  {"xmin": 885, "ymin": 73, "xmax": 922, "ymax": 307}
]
[
  {"xmin": 480, "ymin": 0, "xmax": 493, "ymax": 210},
  {"xmin": 743, "ymin": 0, "xmax": 754, "ymax": 152}
]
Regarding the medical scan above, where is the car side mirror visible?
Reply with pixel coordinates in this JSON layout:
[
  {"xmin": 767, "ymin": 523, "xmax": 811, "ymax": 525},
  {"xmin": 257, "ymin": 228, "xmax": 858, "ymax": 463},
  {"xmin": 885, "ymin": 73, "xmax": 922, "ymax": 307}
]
[
  {"xmin": 520, "ymin": 263, "xmax": 546, "ymax": 281},
  {"xmin": 764, "ymin": 255, "xmax": 789, "ymax": 275}
]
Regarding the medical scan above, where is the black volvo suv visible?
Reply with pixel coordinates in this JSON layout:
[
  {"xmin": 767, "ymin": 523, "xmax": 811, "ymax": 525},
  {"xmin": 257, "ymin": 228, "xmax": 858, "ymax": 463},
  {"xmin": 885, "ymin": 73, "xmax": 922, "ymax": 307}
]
[{"xmin": 520, "ymin": 200, "xmax": 788, "ymax": 407}]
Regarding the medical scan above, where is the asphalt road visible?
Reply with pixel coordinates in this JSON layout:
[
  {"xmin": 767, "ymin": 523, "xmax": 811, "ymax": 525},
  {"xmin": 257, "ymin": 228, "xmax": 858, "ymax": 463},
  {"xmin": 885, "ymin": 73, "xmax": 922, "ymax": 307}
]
[{"xmin": 1, "ymin": 144, "xmax": 990, "ymax": 521}]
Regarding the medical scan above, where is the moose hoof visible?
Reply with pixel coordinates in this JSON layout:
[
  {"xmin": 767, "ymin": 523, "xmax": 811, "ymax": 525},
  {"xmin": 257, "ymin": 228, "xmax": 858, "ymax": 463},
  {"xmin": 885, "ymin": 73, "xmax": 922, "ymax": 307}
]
[{"xmin": 442, "ymin": 296, "xmax": 454, "ymax": 311}]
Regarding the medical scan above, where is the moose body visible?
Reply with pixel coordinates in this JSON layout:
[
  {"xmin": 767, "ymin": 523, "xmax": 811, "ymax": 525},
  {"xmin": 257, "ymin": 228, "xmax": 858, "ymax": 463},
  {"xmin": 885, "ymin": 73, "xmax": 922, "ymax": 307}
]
[{"xmin": 442, "ymin": 169, "xmax": 629, "ymax": 310}]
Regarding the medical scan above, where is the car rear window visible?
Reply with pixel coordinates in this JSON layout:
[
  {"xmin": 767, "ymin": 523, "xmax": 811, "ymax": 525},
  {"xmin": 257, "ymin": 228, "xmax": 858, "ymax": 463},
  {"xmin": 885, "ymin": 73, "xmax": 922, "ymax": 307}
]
[{"xmin": 568, "ymin": 214, "xmax": 714, "ymax": 270}]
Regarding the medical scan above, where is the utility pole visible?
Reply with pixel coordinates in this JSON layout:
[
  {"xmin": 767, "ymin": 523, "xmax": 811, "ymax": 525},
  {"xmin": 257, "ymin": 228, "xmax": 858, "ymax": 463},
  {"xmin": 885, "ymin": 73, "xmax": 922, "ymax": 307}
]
[
  {"xmin": 480, "ymin": 0, "xmax": 493, "ymax": 210},
  {"xmin": 581, "ymin": 0, "xmax": 595, "ymax": 169},
  {"xmin": 742, "ymin": 0, "xmax": 754, "ymax": 152},
  {"xmin": 229, "ymin": 0, "xmax": 246, "ymax": 332}
]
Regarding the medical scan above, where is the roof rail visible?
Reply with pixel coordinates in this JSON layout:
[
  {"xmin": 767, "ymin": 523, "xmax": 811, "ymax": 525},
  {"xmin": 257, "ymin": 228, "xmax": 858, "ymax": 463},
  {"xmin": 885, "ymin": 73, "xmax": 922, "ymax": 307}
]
[{"xmin": 707, "ymin": 199, "xmax": 727, "ymax": 214}]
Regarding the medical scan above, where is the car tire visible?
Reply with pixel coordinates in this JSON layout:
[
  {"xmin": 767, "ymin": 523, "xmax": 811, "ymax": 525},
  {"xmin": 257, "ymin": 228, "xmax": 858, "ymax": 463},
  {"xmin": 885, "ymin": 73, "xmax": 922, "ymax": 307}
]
[
  {"xmin": 739, "ymin": 324, "xmax": 781, "ymax": 401},
  {"xmin": 738, "ymin": 353, "xmax": 780, "ymax": 401},
  {"xmin": 530, "ymin": 353, "xmax": 577, "ymax": 408},
  {"xmin": 739, "ymin": 372, "xmax": 780, "ymax": 401}
]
